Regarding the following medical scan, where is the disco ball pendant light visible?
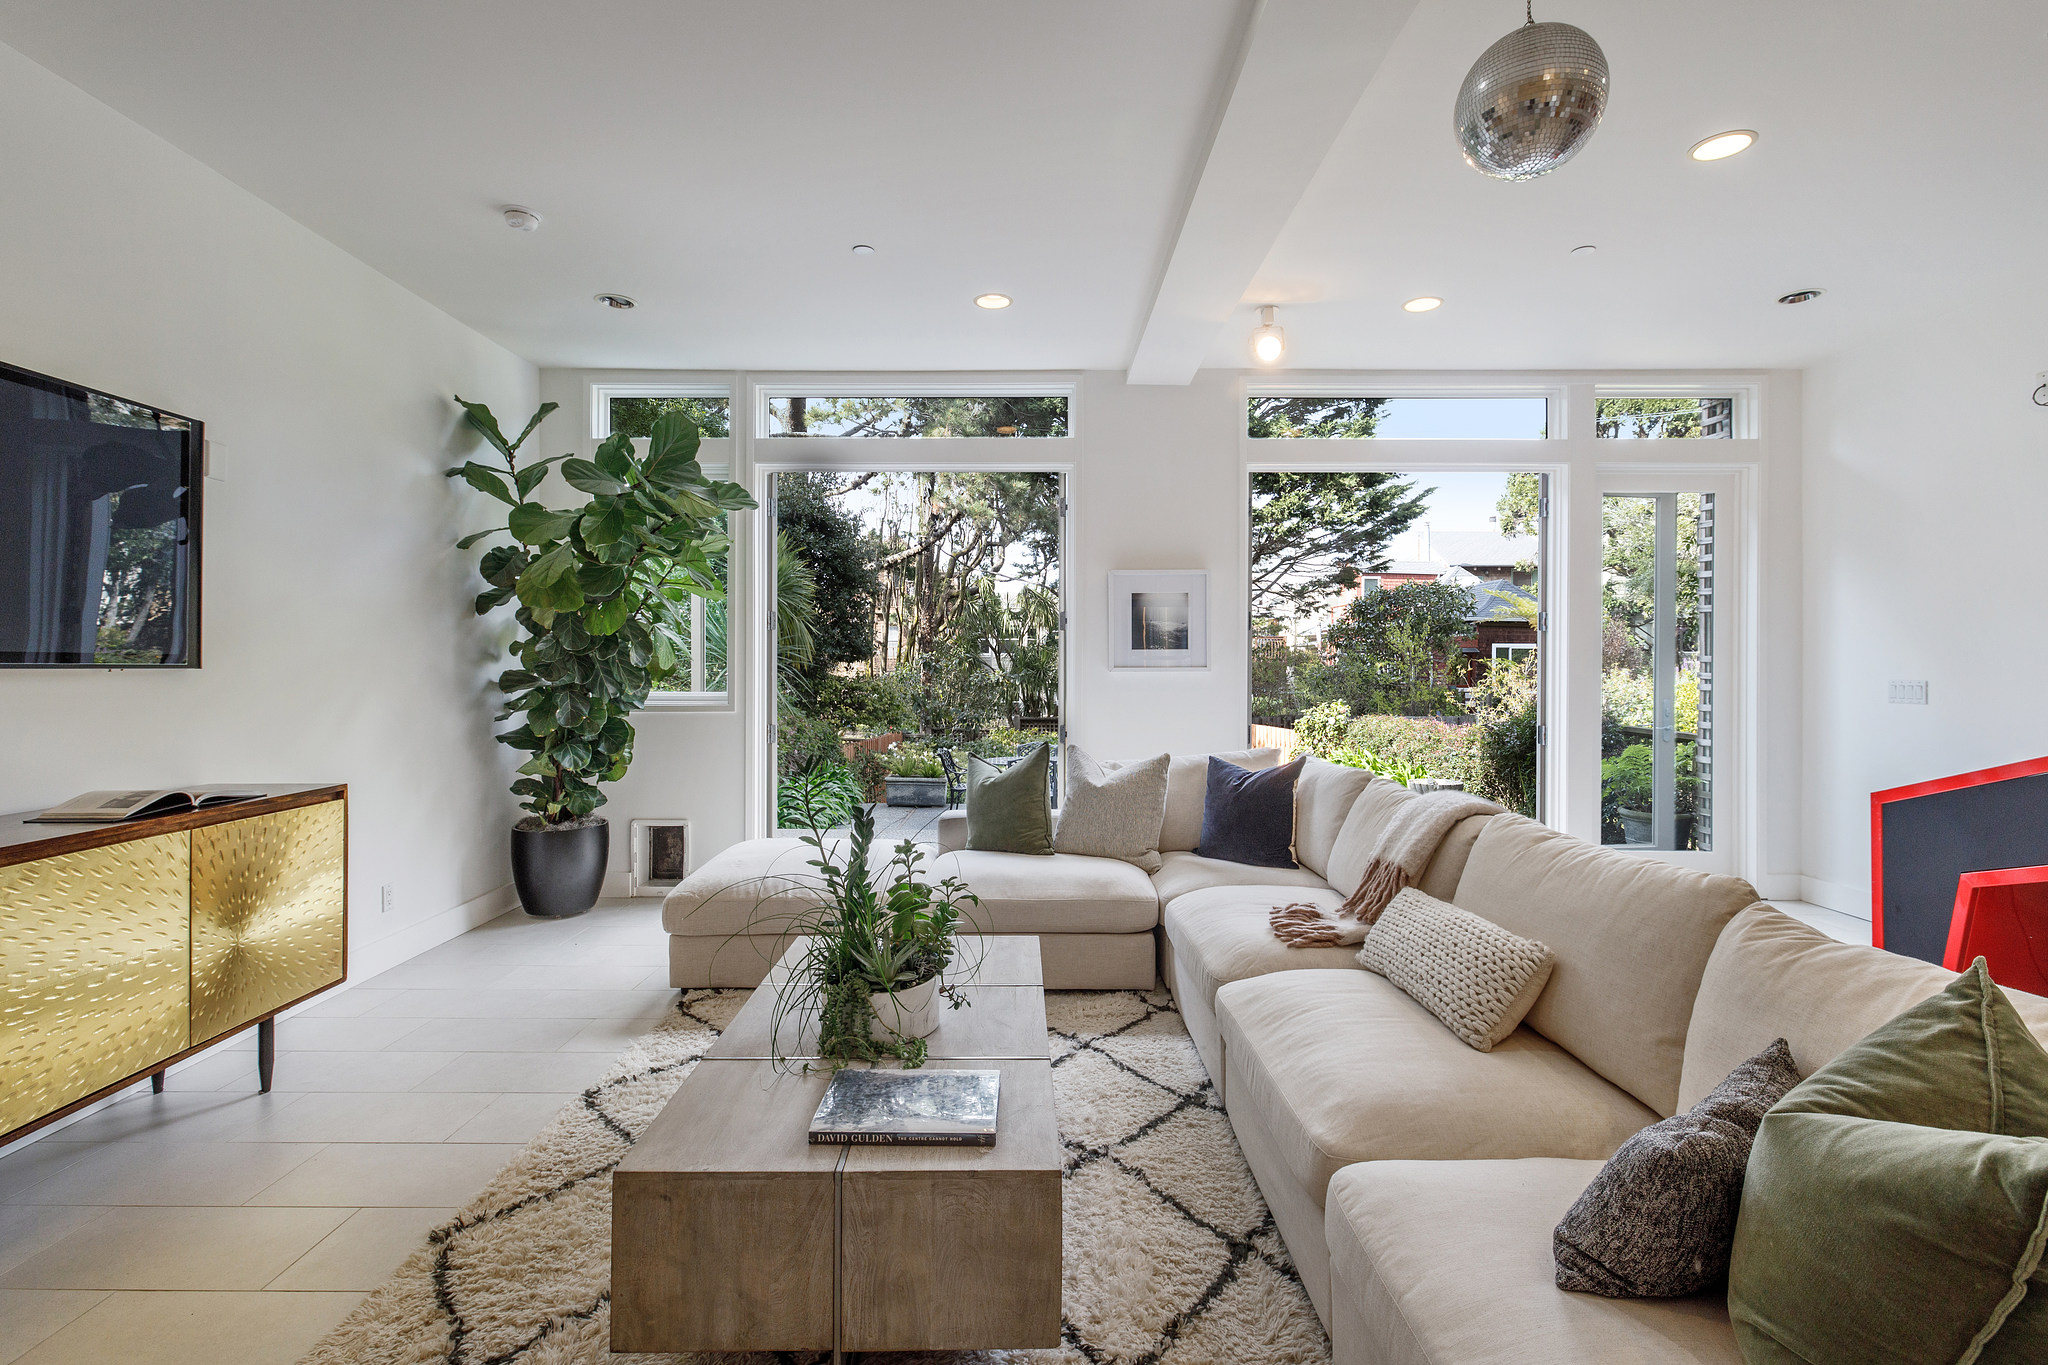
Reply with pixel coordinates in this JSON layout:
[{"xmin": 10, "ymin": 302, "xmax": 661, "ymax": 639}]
[{"xmin": 1454, "ymin": 2, "xmax": 1609, "ymax": 181}]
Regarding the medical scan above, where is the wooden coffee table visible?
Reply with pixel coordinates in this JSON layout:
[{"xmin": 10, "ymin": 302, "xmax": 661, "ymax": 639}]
[{"xmin": 612, "ymin": 936, "xmax": 1062, "ymax": 1356}]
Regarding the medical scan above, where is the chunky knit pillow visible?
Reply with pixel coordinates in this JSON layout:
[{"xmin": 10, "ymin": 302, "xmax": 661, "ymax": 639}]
[{"xmin": 1355, "ymin": 888, "xmax": 1555, "ymax": 1051}]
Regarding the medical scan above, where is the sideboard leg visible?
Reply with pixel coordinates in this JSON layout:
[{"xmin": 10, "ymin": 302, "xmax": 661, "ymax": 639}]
[
  {"xmin": 151, "ymin": 1070, "xmax": 165, "ymax": 1094},
  {"xmin": 258, "ymin": 1018, "xmax": 276, "ymax": 1093}
]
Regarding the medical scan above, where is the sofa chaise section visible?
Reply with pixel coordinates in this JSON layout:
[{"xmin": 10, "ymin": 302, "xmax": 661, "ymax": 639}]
[
  {"xmin": 1216, "ymin": 970, "xmax": 1657, "ymax": 1324},
  {"xmin": 1325, "ymin": 1158, "xmax": 1741, "ymax": 1365}
]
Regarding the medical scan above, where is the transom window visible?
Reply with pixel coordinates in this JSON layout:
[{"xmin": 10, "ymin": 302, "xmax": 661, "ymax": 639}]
[
  {"xmin": 763, "ymin": 395, "xmax": 1069, "ymax": 438},
  {"xmin": 1595, "ymin": 397, "xmax": 1733, "ymax": 439},
  {"xmin": 1247, "ymin": 396, "xmax": 1549, "ymax": 439}
]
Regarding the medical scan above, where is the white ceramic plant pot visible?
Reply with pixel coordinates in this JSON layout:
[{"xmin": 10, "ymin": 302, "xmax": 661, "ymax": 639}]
[{"xmin": 869, "ymin": 974, "xmax": 942, "ymax": 1042}]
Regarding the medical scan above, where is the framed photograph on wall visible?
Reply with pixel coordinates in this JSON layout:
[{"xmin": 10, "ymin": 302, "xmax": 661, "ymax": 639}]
[{"xmin": 1110, "ymin": 571, "xmax": 1208, "ymax": 669}]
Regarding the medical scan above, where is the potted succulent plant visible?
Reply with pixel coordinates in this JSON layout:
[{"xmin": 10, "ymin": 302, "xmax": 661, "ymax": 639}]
[
  {"xmin": 448, "ymin": 398, "xmax": 756, "ymax": 916},
  {"xmin": 881, "ymin": 743, "xmax": 948, "ymax": 807},
  {"xmin": 767, "ymin": 794, "xmax": 982, "ymax": 1068}
]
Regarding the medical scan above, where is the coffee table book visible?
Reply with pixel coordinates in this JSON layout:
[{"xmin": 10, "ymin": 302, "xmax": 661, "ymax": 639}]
[{"xmin": 808, "ymin": 1067, "xmax": 1000, "ymax": 1146}]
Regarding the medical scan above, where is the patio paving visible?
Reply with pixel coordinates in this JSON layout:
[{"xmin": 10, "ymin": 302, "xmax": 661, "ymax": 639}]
[{"xmin": 775, "ymin": 801, "xmax": 952, "ymax": 844}]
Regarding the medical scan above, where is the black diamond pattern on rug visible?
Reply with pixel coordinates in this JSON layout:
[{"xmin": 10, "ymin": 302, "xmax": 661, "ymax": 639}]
[{"xmin": 299, "ymin": 985, "xmax": 1328, "ymax": 1365}]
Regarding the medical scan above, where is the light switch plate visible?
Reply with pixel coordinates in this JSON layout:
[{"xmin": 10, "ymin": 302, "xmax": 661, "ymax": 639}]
[{"xmin": 1888, "ymin": 680, "xmax": 1929, "ymax": 705}]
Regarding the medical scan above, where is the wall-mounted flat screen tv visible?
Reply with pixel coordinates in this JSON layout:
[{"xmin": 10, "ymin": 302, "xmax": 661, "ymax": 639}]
[{"xmin": 0, "ymin": 361, "xmax": 202, "ymax": 667}]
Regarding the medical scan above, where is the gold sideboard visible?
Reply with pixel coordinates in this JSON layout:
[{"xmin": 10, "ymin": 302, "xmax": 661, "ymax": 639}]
[{"xmin": 0, "ymin": 785, "xmax": 346, "ymax": 1143}]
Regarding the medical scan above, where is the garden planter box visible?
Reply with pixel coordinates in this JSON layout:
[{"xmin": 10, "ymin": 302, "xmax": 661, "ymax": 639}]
[
  {"xmin": 885, "ymin": 776, "xmax": 947, "ymax": 807},
  {"xmin": 1618, "ymin": 808, "xmax": 1694, "ymax": 849}
]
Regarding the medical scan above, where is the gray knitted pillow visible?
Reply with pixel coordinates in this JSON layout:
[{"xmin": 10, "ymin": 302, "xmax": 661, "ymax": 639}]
[
  {"xmin": 1354, "ymin": 888, "xmax": 1554, "ymax": 1052},
  {"xmin": 1554, "ymin": 1038, "xmax": 1801, "ymax": 1298}
]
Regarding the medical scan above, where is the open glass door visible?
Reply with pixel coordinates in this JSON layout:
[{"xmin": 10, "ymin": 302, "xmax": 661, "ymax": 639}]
[
  {"xmin": 1248, "ymin": 468, "xmax": 1545, "ymax": 818},
  {"xmin": 770, "ymin": 470, "xmax": 1063, "ymax": 838},
  {"xmin": 1599, "ymin": 491, "xmax": 1717, "ymax": 855}
]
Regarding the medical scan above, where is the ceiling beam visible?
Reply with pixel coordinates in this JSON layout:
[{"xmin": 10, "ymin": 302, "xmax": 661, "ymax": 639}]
[{"xmin": 1125, "ymin": 0, "xmax": 1418, "ymax": 384}]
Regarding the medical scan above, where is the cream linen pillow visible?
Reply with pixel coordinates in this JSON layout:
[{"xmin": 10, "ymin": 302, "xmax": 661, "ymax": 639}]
[
  {"xmin": 1356, "ymin": 887, "xmax": 1556, "ymax": 1052},
  {"xmin": 1053, "ymin": 747, "xmax": 1170, "ymax": 872}
]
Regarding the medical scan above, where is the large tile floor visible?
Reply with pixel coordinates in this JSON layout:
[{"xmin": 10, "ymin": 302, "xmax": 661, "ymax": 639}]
[
  {"xmin": 0, "ymin": 881, "xmax": 1872, "ymax": 1364},
  {"xmin": 0, "ymin": 897, "xmax": 674, "ymax": 1365}
]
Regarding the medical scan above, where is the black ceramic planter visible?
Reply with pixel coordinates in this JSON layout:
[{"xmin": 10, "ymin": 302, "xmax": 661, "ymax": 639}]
[{"xmin": 510, "ymin": 819, "xmax": 608, "ymax": 918}]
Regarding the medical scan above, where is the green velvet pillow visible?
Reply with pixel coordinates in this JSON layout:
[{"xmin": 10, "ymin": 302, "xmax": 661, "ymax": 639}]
[
  {"xmin": 965, "ymin": 743, "xmax": 1053, "ymax": 855},
  {"xmin": 1729, "ymin": 960, "xmax": 2048, "ymax": 1365}
]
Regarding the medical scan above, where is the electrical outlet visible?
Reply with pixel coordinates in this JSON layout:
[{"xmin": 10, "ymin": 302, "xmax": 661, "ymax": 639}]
[
  {"xmin": 1888, "ymin": 680, "xmax": 1929, "ymax": 705},
  {"xmin": 380, "ymin": 883, "xmax": 395, "ymax": 913}
]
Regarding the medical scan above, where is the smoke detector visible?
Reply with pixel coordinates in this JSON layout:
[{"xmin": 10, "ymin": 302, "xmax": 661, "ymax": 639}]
[{"xmin": 501, "ymin": 205, "xmax": 541, "ymax": 232}]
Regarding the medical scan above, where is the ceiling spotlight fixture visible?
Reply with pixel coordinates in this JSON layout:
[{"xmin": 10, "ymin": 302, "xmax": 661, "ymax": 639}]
[
  {"xmin": 1689, "ymin": 130, "xmax": 1757, "ymax": 161},
  {"xmin": 501, "ymin": 205, "xmax": 541, "ymax": 232},
  {"xmin": 1571, "ymin": 244, "xmax": 1598, "ymax": 256},
  {"xmin": 1777, "ymin": 289, "xmax": 1824, "ymax": 305},
  {"xmin": 851, "ymin": 244, "xmax": 875, "ymax": 255},
  {"xmin": 594, "ymin": 293, "xmax": 637, "ymax": 310},
  {"xmin": 975, "ymin": 293, "xmax": 1012, "ymax": 309},
  {"xmin": 1249, "ymin": 305, "xmax": 1287, "ymax": 365},
  {"xmin": 1454, "ymin": 2, "xmax": 1610, "ymax": 181},
  {"xmin": 1403, "ymin": 296, "xmax": 1444, "ymax": 313}
]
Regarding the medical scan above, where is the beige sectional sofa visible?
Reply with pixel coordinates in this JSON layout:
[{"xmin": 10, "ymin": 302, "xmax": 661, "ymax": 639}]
[{"xmin": 664, "ymin": 750, "xmax": 2048, "ymax": 1363}]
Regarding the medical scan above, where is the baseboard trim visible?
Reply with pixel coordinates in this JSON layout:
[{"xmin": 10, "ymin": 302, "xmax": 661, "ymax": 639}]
[
  {"xmin": 339, "ymin": 881, "xmax": 521, "ymax": 988},
  {"xmin": 1799, "ymin": 876, "xmax": 1870, "ymax": 917},
  {"xmin": 1749, "ymin": 873, "xmax": 1802, "ymax": 900}
]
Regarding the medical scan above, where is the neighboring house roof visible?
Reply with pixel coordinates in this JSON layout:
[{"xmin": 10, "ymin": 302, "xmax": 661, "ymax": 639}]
[
  {"xmin": 1367, "ymin": 560, "xmax": 1448, "ymax": 577},
  {"xmin": 1465, "ymin": 578, "xmax": 1537, "ymax": 623}
]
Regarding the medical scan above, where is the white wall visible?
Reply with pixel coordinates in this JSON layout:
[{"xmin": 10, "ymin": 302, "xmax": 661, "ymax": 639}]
[
  {"xmin": 1800, "ymin": 314, "xmax": 2048, "ymax": 915},
  {"xmin": 1067, "ymin": 370, "xmax": 1250, "ymax": 756},
  {"xmin": 0, "ymin": 42, "xmax": 538, "ymax": 978}
]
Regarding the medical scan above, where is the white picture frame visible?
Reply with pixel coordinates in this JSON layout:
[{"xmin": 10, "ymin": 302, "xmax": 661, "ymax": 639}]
[{"xmin": 1109, "ymin": 571, "xmax": 1209, "ymax": 669}]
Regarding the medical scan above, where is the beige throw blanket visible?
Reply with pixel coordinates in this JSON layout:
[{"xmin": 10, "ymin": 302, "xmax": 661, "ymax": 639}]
[{"xmin": 1270, "ymin": 789, "xmax": 1503, "ymax": 946}]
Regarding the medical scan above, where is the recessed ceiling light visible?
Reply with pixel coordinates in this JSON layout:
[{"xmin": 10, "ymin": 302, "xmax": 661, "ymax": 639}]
[
  {"xmin": 975, "ymin": 293, "xmax": 1012, "ymax": 309},
  {"xmin": 1403, "ymin": 296, "xmax": 1443, "ymax": 313},
  {"xmin": 1570, "ymin": 244, "xmax": 1598, "ymax": 256},
  {"xmin": 851, "ymin": 244, "xmax": 875, "ymax": 255},
  {"xmin": 501, "ymin": 205, "xmax": 541, "ymax": 232},
  {"xmin": 1690, "ymin": 130, "xmax": 1757, "ymax": 161},
  {"xmin": 1777, "ymin": 289, "xmax": 1824, "ymax": 305},
  {"xmin": 594, "ymin": 293, "xmax": 636, "ymax": 310}
]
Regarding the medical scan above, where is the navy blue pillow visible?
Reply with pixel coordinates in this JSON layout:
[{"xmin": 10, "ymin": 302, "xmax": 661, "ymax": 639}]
[{"xmin": 1196, "ymin": 756, "xmax": 1303, "ymax": 868}]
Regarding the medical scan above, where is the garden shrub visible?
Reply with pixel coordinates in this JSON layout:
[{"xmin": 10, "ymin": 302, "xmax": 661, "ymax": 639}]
[
  {"xmin": 778, "ymin": 706, "xmax": 846, "ymax": 776},
  {"xmin": 777, "ymin": 761, "xmax": 864, "ymax": 830},
  {"xmin": 881, "ymin": 743, "xmax": 946, "ymax": 779},
  {"xmin": 810, "ymin": 671, "xmax": 916, "ymax": 735}
]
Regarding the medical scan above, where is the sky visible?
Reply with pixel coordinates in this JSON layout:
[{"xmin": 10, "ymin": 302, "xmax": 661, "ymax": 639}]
[{"xmin": 1380, "ymin": 469, "xmax": 1524, "ymax": 562}]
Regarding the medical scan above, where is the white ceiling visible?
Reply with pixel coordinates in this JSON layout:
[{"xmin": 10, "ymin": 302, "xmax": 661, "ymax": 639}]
[{"xmin": 2, "ymin": 0, "xmax": 2043, "ymax": 376}]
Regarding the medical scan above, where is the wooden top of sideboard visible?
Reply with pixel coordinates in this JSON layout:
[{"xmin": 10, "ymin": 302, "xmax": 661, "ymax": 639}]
[{"xmin": 0, "ymin": 784, "xmax": 346, "ymax": 868}]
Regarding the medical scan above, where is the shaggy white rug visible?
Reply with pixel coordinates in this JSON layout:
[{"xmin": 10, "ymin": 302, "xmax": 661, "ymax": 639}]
[{"xmin": 299, "ymin": 988, "xmax": 1329, "ymax": 1365}]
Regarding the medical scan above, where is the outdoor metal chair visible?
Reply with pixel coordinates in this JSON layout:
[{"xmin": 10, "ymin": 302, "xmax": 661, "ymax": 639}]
[{"xmin": 935, "ymin": 747, "xmax": 967, "ymax": 808}]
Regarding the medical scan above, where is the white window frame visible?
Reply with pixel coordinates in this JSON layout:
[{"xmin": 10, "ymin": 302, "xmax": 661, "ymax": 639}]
[
  {"xmin": 749, "ymin": 374, "xmax": 1080, "ymax": 448},
  {"xmin": 1593, "ymin": 382, "xmax": 1759, "ymax": 441},
  {"xmin": 1240, "ymin": 373, "xmax": 1769, "ymax": 884},
  {"xmin": 1491, "ymin": 642, "xmax": 1538, "ymax": 661},
  {"xmin": 744, "ymin": 373, "xmax": 1079, "ymax": 836},
  {"xmin": 1591, "ymin": 465, "xmax": 1751, "ymax": 878},
  {"xmin": 590, "ymin": 381, "xmax": 737, "ymax": 711}
]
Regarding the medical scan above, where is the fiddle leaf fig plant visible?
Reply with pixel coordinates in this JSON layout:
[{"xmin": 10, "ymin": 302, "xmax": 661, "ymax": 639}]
[{"xmin": 448, "ymin": 398, "xmax": 757, "ymax": 824}]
